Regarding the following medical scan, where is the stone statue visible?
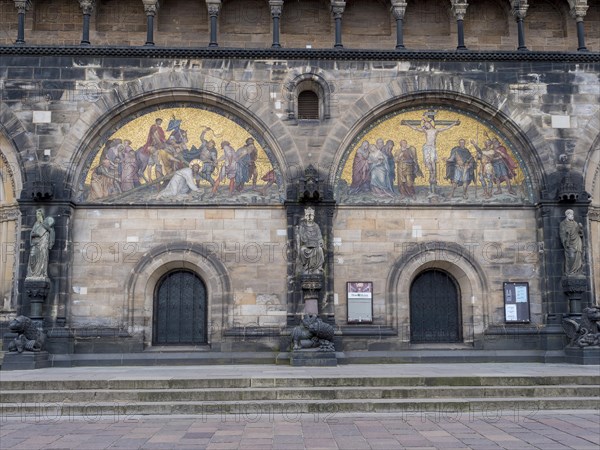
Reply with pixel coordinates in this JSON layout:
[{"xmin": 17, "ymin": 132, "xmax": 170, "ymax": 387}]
[
  {"xmin": 296, "ymin": 207, "xmax": 324, "ymax": 275},
  {"xmin": 563, "ymin": 306, "xmax": 600, "ymax": 347},
  {"xmin": 27, "ymin": 208, "xmax": 55, "ymax": 279},
  {"xmin": 291, "ymin": 314, "xmax": 335, "ymax": 352},
  {"xmin": 559, "ymin": 209, "xmax": 584, "ymax": 276},
  {"xmin": 7, "ymin": 315, "xmax": 46, "ymax": 352}
]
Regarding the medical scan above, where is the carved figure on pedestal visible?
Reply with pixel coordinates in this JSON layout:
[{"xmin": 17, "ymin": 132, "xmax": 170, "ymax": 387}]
[
  {"xmin": 291, "ymin": 314, "xmax": 335, "ymax": 352},
  {"xmin": 559, "ymin": 209, "xmax": 584, "ymax": 276},
  {"xmin": 563, "ymin": 306, "xmax": 600, "ymax": 347},
  {"xmin": 296, "ymin": 207, "xmax": 324, "ymax": 275},
  {"xmin": 26, "ymin": 209, "xmax": 55, "ymax": 279},
  {"xmin": 7, "ymin": 315, "xmax": 46, "ymax": 352}
]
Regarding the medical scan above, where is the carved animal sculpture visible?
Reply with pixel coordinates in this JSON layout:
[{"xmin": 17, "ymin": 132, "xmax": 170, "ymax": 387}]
[
  {"xmin": 7, "ymin": 315, "xmax": 45, "ymax": 353},
  {"xmin": 563, "ymin": 306, "xmax": 600, "ymax": 347},
  {"xmin": 291, "ymin": 315, "xmax": 335, "ymax": 351}
]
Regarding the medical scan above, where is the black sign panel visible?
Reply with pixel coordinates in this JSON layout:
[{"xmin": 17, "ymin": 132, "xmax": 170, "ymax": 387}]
[{"xmin": 503, "ymin": 282, "xmax": 530, "ymax": 323}]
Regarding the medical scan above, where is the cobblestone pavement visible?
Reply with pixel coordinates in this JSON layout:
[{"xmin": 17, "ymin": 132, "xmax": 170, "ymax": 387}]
[{"xmin": 1, "ymin": 410, "xmax": 598, "ymax": 450}]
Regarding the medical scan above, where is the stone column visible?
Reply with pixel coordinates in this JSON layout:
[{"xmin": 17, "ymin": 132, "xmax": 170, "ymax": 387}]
[
  {"xmin": 570, "ymin": 2, "xmax": 589, "ymax": 52},
  {"xmin": 270, "ymin": 0, "xmax": 283, "ymax": 48},
  {"xmin": 79, "ymin": 0, "xmax": 95, "ymax": 46},
  {"xmin": 330, "ymin": 1, "xmax": 345, "ymax": 49},
  {"xmin": 206, "ymin": 0, "xmax": 221, "ymax": 47},
  {"xmin": 390, "ymin": 0, "xmax": 407, "ymax": 50},
  {"xmin": 142, "ymin": 0, "xmax": 159, "ymax": 46},
  {"xmin": 13, "ymin": 0, "xmax": 31, "ymax": 45},
  {"xmin": 451, "ymin": 0, "xmax": 468, "ymax": 51},
  {"xmin": 511, "ymin": 0, "xmax": 529, "ymax": 51}
]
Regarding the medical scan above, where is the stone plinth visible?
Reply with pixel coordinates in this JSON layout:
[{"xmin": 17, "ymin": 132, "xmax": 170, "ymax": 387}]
[
  {"xmin": 564, "ymin": 347, "xmax": 600, "ymax": 365},
  {"xmin": 2, "ymin": 351, "xmax": 50, "ymax": 370},
  {"xmin": 290, "ymin": 350, "xmax": 337, "ymax": 366},
  {"xmin": 561, "ymin": 276, "xmax": 587, "ymax": 315}
]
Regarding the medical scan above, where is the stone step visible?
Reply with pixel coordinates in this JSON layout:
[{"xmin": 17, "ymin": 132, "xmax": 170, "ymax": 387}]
[
  {"xmin": 1, "ymin": 385, "xmax": 598, "ymax": 403},
  {"xmin": 1, "ymin": 397, "xmax": 598, "ymax": 418},
  {"xmin": 2, "ymin": 375, "xmax": 598, "ymax": 390}
]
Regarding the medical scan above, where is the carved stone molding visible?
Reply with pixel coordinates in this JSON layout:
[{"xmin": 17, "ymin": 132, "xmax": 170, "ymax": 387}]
[
  {"xmin": 0, "ymin": 205, "xmax": 20, "ymax": 222},
  {"xmin": 589, "ymin": 206, "xmax": 600, "ymax": 222}
]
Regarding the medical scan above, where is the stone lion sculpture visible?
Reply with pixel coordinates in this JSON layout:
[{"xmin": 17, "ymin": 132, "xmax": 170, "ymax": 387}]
[
  {"xmin": 291, "ymin": 314, "xmax": 335, "ymax": 352},
  {"xmin": 7, "ymin": 315, "xmax": 46, "ymax": 353},
  {"xmin": 563, "ymin": 306, "xmax": 600, "ymax": 348}
]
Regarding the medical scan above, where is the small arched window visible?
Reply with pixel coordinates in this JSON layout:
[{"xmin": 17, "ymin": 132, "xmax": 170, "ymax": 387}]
[{"xmin": 297, "ymin": 90, "xmax": 320, "ymax": 120}]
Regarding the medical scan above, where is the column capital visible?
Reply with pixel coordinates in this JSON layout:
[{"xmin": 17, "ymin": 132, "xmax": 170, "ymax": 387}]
[
  {"xmin": 511, "ymin": 0, "xmax": 529, "ymax": 20},
  {"xmin": 79, "ymin": 0, "xmax": 95, "ymax": 15},
  {"xmin": 142, "ymin": 0, "xmax": 159, "ymax": 16},
  {"xmin": 270, "ymin": 0, "xmax": 283, "ymax": 18},
  {"xmin": 451, "ymin": 0, "xmax": 469, "ymax": 21},
  {"xmin": 390, "ymin": 1, "xmax": 407, "ymax": 20},
  {"xmin": 206, "ymin": 0, "xmax": 221, "ymax": 17},
  {"xmin": 570, "ymin": 3, "xmax": 589, "ymax": 21},
  {"xmin": 330, "ymin": 1, "xmax": 346, "ymax": 19},
  {"xmin": 14, "ymin": 0, "xmax": 31, "ymax": 14}
]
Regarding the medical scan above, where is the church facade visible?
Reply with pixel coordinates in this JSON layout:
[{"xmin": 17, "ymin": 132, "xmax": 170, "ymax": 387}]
[{"xmin": 0, "ymin": 0, "xmax": 599, "ymax": 365}]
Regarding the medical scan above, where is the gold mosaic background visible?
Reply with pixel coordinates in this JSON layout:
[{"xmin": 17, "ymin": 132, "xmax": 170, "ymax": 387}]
[{"xmin": 340, "ymin": 109, "xmax": 525, "ymax": 187}]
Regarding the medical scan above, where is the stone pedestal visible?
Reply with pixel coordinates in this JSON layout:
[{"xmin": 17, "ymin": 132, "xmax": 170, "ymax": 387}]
[
  {"xmin": 301, "ymin": 274, "xmax": 323, "ymax": 315},
  {"xmin": 562, "ymin": 275, "xmax": 587, "ymax": 315},
  {"xmin": 24, "ymin": 277, "xmax": 51, "ymax": 323},
  {"xmin": 2, "ymin": 351, "xmax": 50, "ymax": 370},
  {"xmin": 290, "ymin": 349, "xmax": 337, "ymax": 366}
]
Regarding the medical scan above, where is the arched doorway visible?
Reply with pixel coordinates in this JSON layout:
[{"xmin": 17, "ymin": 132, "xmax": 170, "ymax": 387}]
[
  {"xmin": 153, "ymin": 270, "xmax": 207, "ymax": 345},
  {"xmin": 410, "ymin": 269, "xmax": 462, "ymax": 343}
]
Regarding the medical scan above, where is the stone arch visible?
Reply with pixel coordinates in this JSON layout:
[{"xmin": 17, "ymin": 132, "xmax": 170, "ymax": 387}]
[
  {"xmin": 59, "ymin": 71, "xmax": 299, "ymax": 196},
  {"xmin": 387, "ymin": 241, "xmax": 489, "ymax": 345},
  {"xmin": 284, "ymin": 68, "xmax": 333, "ymax": 121},
  {"xmin": 0, "ymin": 132, "xmax": 23, "ymax": 312},
  {"xmin": 0, "ymin": 102, "xmax": 36, "ymax": 191},
  {"xmin": 324, "ymin": 76, "xmax": 547, "ymax": 197},
  {"xmin": 125, "ymin": 241, "xmax": 232, "ymax": 348}
]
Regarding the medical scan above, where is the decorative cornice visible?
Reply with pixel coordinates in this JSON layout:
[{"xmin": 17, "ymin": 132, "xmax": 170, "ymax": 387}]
[
  {"xmin": 0, "ymin": 46, "xmax": 598, "ymax": 63},
  {"xmin": 78, "ymin": 0, "xmax": 95, "ymax": 15}
]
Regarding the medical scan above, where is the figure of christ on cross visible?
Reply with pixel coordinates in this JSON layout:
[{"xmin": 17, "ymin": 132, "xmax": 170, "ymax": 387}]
[{"xmin": 401, "ymin": 114, "xmax": 460, "ymax": 195}]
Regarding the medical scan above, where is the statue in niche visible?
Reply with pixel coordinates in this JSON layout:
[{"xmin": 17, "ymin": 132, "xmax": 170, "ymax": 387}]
[
  {"xmin": 559, "ymin": 209, "xmax": 584, "ymax": 276},
  {"xmin": 26, "ymin": 208, "xmax": 55, "ymax": 279},
  {"xmin": 296, "ymin": 207, "xmax": 324, "ymax": 275}
]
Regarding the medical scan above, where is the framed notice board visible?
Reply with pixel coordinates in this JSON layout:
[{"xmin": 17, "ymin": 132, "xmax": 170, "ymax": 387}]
[
  {"xmin": 503, "ymin": 282, "xmax": 530, "ymax": 323},
  {"xmin": 347, "ymin": 282, "xmax": 373, "ymax": 324}
]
